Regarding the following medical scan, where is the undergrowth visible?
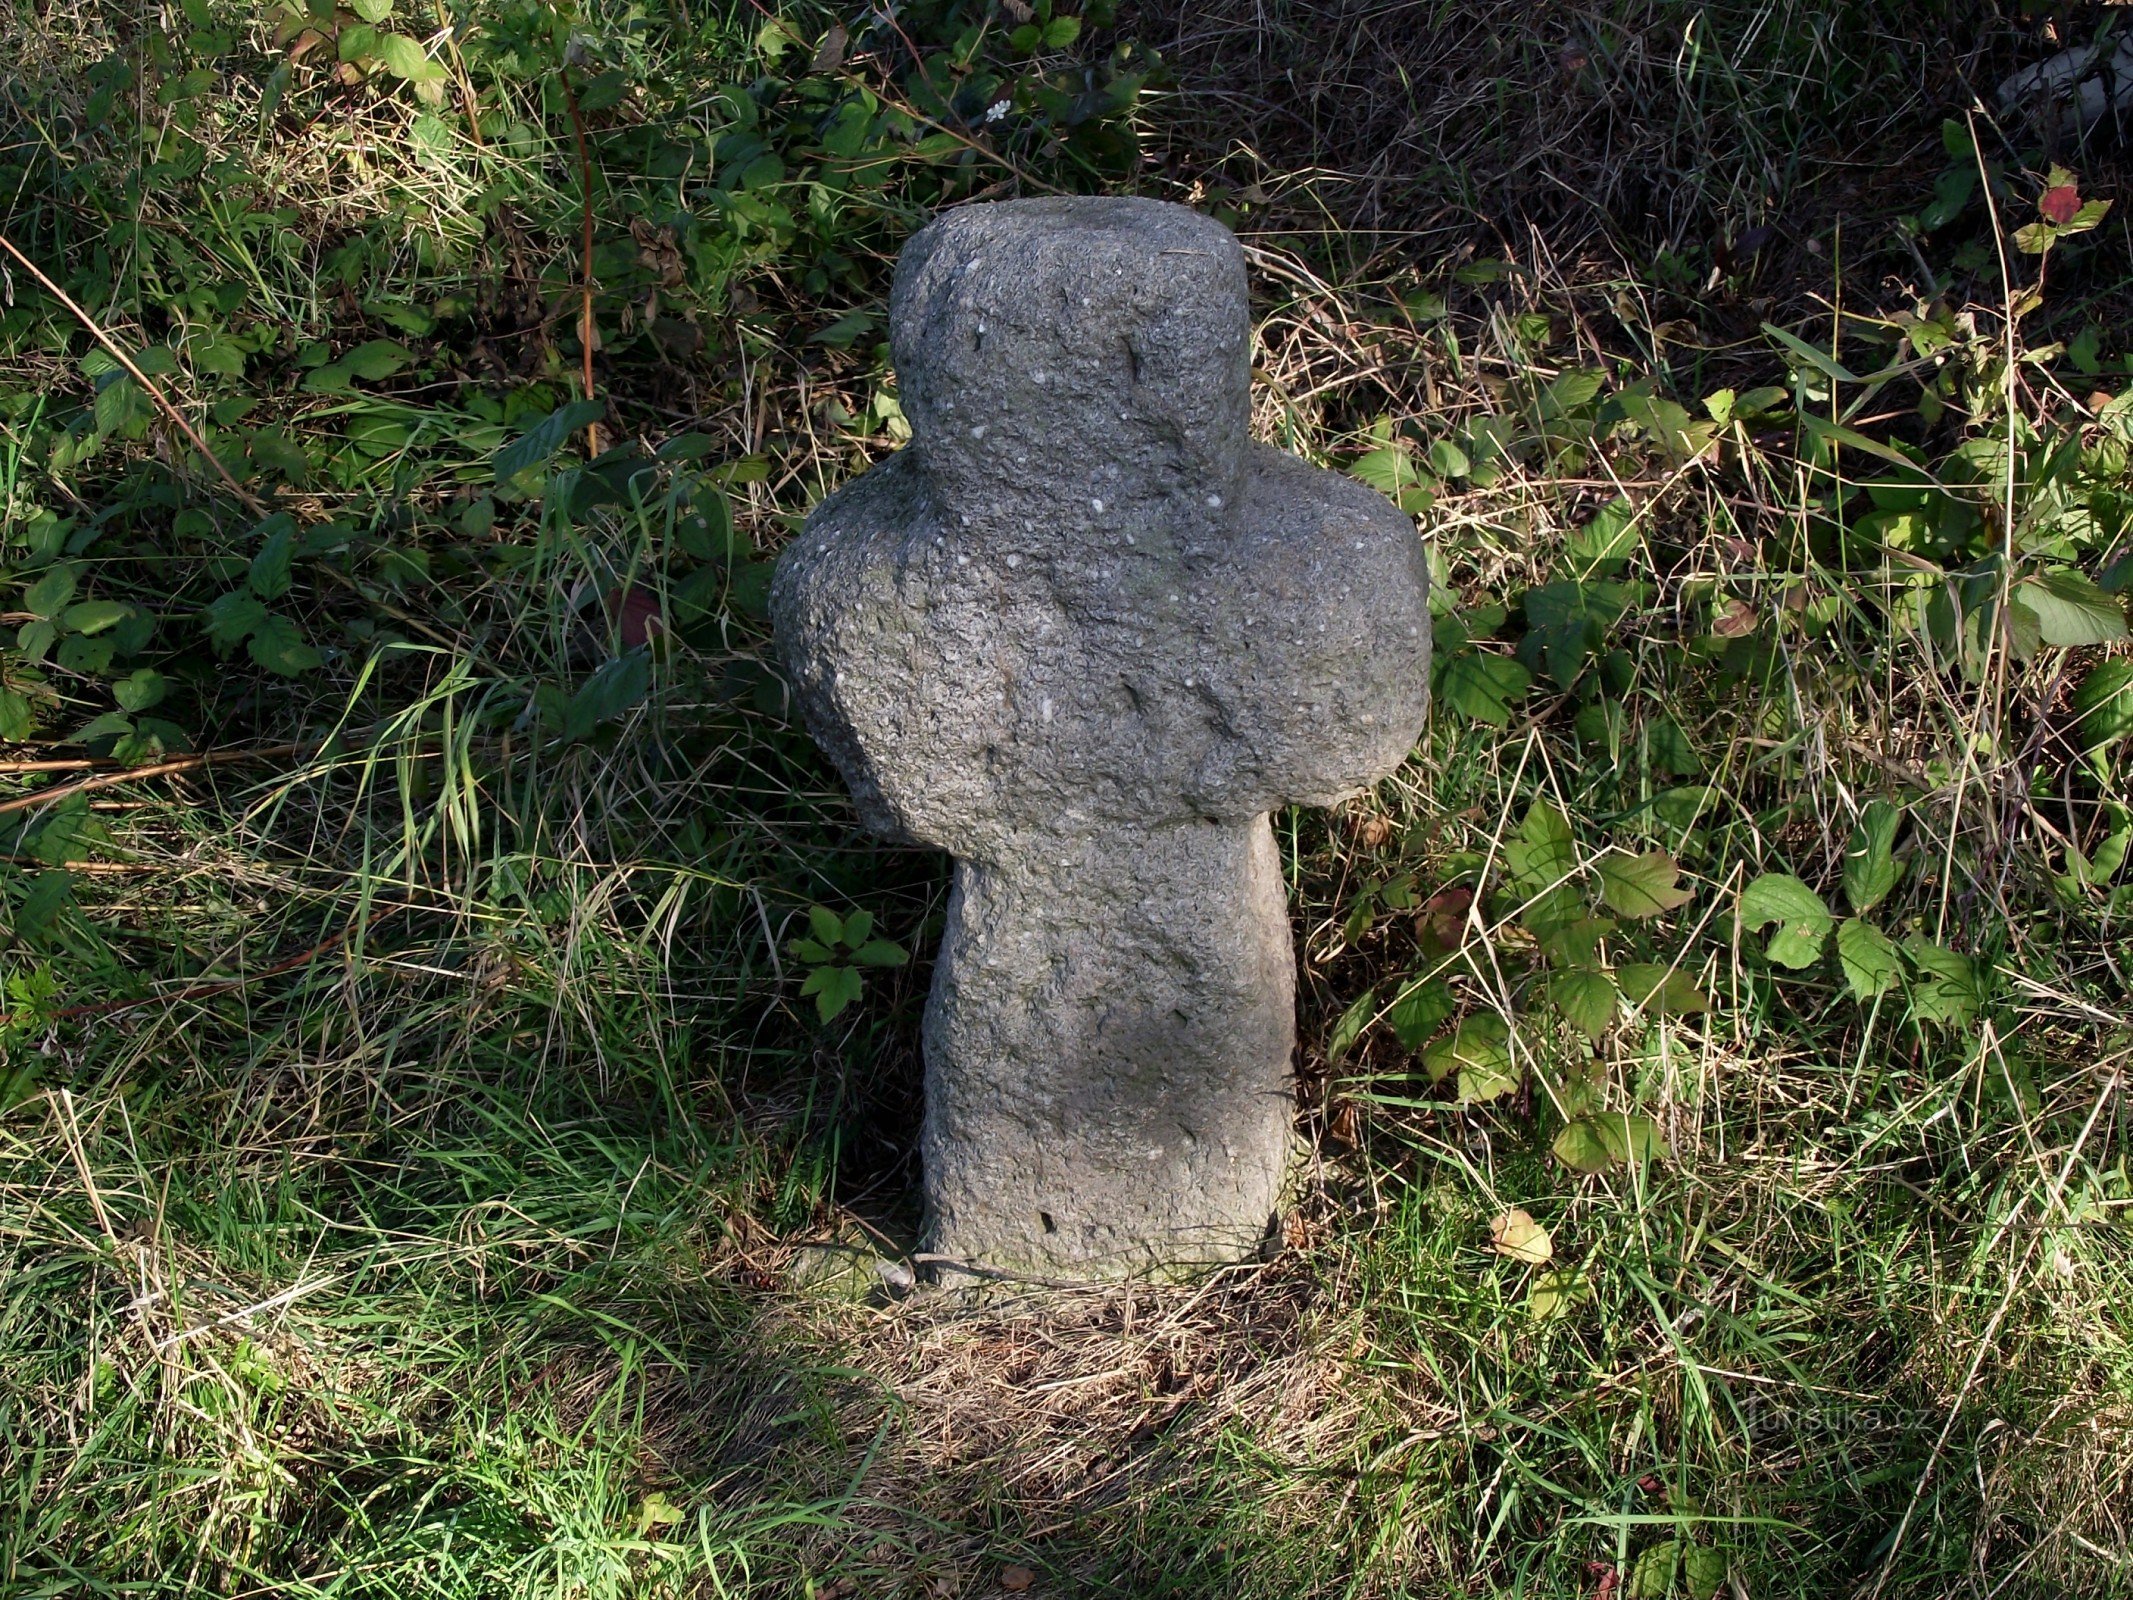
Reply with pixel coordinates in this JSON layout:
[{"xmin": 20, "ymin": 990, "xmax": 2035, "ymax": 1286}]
[{"xmin": 1, "ymin": 1, "xmax": 2130, "ymax": 1597}]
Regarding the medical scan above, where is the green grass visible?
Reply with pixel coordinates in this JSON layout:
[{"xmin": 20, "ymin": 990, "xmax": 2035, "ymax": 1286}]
[{"xmin": 2, "ymin": 0, "xmax": 2132, "ymax": 1595}]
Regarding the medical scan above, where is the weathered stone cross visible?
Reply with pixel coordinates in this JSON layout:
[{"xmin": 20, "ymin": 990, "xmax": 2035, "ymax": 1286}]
[{"xmin": 772, "ymin": 197, "xmax": 1430, "ymax": 1278}]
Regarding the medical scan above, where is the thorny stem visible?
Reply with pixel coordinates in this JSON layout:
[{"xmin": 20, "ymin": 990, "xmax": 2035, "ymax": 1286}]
[
  {"xmin": 560, "ymin": 64, "xmax": 603, "ymax": 456},
  {"xmin": 0, "ymin": 229, "xmax": 270, "ymax": 522}
]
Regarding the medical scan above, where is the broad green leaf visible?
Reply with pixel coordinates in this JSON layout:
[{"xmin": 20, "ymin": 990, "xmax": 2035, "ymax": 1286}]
[
  {"xmin": 800, "ymin": 963, "xmax": 863, "ymax": 1022},
  {"xmin": 1904, "ymin": 936, "xmax": 1984, "ymax": 1031},
  {"xmin": 1327, "ymin": 987, "xmax": 1375, "ymax": 1064},
  {"xmin": 808, "ymin": 904, "xmax": 843, "ymax": 947},
  {"xmin": 16, "ymin": 619, "xmax": 56, "ymax": 662},
  {"xmin": 1597, "ymin": 849, "xmax": 1693, "ymax": 918},
  {"xmin": 1427, "ymin": 437, "xmax": 1470, "ymax": 478},
  {"xmin": 247, "ymin": 614, "xmax": 321, "ymax": 675},
  {"xmin": 1628, "ymin": 1541, "xmax": 1682, "ymax": 1600},
  {"xmin": 1504, "ymin": 798, "xmax": 1576, "ymax": 893},
  {"xmin": 24, "ymin": 567, "xmax": 76, "ymax": 618},
  {"xmin": 1527, "ymin": 1267, "xmax": 1587, "ymax": 1322},
  {"xmin": 204, "ymin": 591, "xmax": 268, "ymax": 648},
  {"xmin": 1436, "ymin": 651, "xmax": 1530, "ymax": 726},
  {"xmin": 2072, "ymin": 659, "xmax": 2133, "ymax": 749},
  {"xmin": 249, "ymin": 512, "xmax": 300, "ymax": 601},
  {"xmin": 1386, "ymin": 977, "xmax": 1456, "ymax": 1051},
  {"xmin": 1420, "ymin": 1014, "xmax": 1518, "ymax": 1103},
  {"xmin": 1617, "ymin": 963, "xmax": 1708, "ymax": 1015},
  {"xmin": 787, "ymin": 938, "xmax": 833, "ymax": 964},
  {"xmin": 851, "ymin": 939, "xmax": 907, "ymax": 967},
  {"xmin": 1836, "ymin": 918, "xmax": 1902, "ymax": 1001},
  {"xmin": 1737, "ymin": 872, "xmax": 1831, "ymax": 968},
  {"xmin": 373, "ymin": 32, "xmax": 444, "ymax": 83},
  {"xmin": 1553, "ymin": 1116, "xmax": 1612, "ymax": 1173},
  {"xmin": 563, "ymin": 651, "xmax": 651, "ymax": 739},
  {"xmin": 112, "ymin": 668, "xmax": 166, "ymax": 713},
  {"xmin": 349, "ymin": 0, "xmax": 392, "ymax": 20},
  {"xmin": 61, "ymin": 600, "xmax": 129, "ymax": 637},
  {"xmin": 1565, "ymin": 495, "xmax": 1639, "ymax": 572},
  {"xmin": 1843, "ymin": 800, "xmax": 1904, "ymax": 914},
  {"xmin": 495, "ymin": 399, "xmax": 606, "ymax": 483},
  {"xmin": 0, "ymin": 688, "xmax": 32, "ymax": 741},
  {"xmin": 1684, "ymin": 1546, "xmax": 1728, "ymax": 1600},
  {"xmin": 1547, "ymin": 967, "xmax": 1618, "ymax": 1042},
  {"xmin": 1536, "ymin": 913, "xmax": 1613, "ymax": 968},
  {"xmin": 1523, "ymin": 578, "xmax": 1636, "ymax": 685},
  {"xmin": 2013, "ymin": 571, "xmax": 2129, "ymax": 648},
  {"xmin": 841, "ymin": 909, "xmax": 875, "ymax": 947}
]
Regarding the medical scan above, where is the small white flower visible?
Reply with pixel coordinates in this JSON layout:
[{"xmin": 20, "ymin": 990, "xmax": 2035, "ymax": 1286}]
[{"xmin": 985, "ymin": 99, "xmax": 1011, "ymax": 122}]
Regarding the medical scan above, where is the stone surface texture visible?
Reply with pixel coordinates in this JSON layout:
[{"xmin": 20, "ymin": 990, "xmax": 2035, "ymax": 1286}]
[{"xmin": 772, "ymin": 197, "xmax": 1431, "ymax": 1277}]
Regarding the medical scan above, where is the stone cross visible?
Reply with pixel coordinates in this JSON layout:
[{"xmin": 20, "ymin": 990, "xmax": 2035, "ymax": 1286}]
[{"xmin": 772, "ymin": 197, "xmax": 1430, "ymax": 1278}]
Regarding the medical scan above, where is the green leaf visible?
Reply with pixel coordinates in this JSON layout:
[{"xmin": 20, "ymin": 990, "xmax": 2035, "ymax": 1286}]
[
  {"xmin": 1566, "ymin": 495, "xmax": 1639, "ymax": 572},
  {"xmin": 1904, "ymin": 936, "xmax": 1984, "ymax": 1031},
  {"xmin": 1427, "ymin": 437, "xmax": 1470, "ymax": 478},
  {"xmin": 495, "ymin": 400, "xmax": 606, "ymax": 484},
  {"xmin": 23, "ymin": 567, "xmax": 76, "ymax": 618},
  {"xmin": 1327, "ymin": 987, "xmax": 1376, "ymax": 1065},
  {"xmin": 808, "ymin": 904, "xmax": 844, "ymax": 947},
  {"xmin": 112, "ymin": 668, "xmax": 166, "ymax": 713},
  {"xmin": 1835, "ymin": 918, "xmax": 1903, "ymax": 1001},
  {"xmin": 1436, "ymin": 651, "xmax": 1531, "ymax": 726},
  {"xmin": 1737, "ymin": 872, "xmax": 1832, "ymax": 968},
  {"xmin": 1573, "ymin": 1111, "xmax": 1668, "ymax": 1172},
  {"xmin": 1628, "ymin": 1541, "xmax": 1682, "ymax": 1600},
  {"xmin": 247, "ymin": 614, "xmax": 322, "ymax": 676},
  {"xmin": 15, "ymin": 620, "xmax": 55, "ymax": 662},
  {"xmin": 1386, "ymin": 977, "xmax": 1456, "ymax": 1051},
  {"xmin": 1843, "ymin": 800, "xmax": 1904, "ymax": 914},
  {"xmin": 349, "ymin": 0, "xmax": 392, "ymax": 20},
  {"xmin": 1597, "ymin": 849, "xmax": 1693, "ymax": 918},
  {"xmin": 2072, "ymin": 659, "xmax": 2133, "ymax": 749},
  {"xmin": 248, "ymin": 512, "xmax": 300, "ymax": 601},
  {"xmin": 1420, "ymin": 1014, "xmax": 1517, "ymax": 1103},
  {"xmin": 1523, "ymin": 579, "xmax": 1635, "ymax": 686},
  {"xmin": 1552, "ymin": 1117, "xmax": 1612, "ymax": 1174},
  {"xmin": 61, "ymin": 601, "xmax": 129, "ymax": 637},
  {"xmin": 841, "ymin": 908, "xmax": 875, "ymax": 947},
  {"xmin": 563, "ymin": 651, "xmax": 651, "ymax": 738},
  {"xmin": 1505, "ymin": 798, "xmax": 1577, "ymax": 893},
  {"xmin": 0, "ymin": 689, "xmax": 33, "ymax": 741},
  {"xmin": 1617, "ymin": 963, "xmax": 1708, "ymax": 1015},
  {"xmin": 800, "ymin": 963, "xmax": 863, "ymax": 1023},
  {"xmin": 1684, "ymin": 1546, "xmax": 1728, "ymax": 1600},
  {"xmin": 850, "ymin": 939, "xmax": 907, "ymax": 967},
  {"xmin": 1527, "ymin": 1267, "xmax": 1588, "ymax": 1322},
  {"xmin": 203, "ymin": 591, "xmax": 268, "ymax": 649},
  {"xmin": 373, "ymin": 32, "xmax": 444, "ymax": 83},
  {"xmin": 2012, "ymin": 571, "xmax": 2128, "ymax": 648},
  {"xmin": 1547, "ymin": 967, "xmax": 1618, "ymax": 1042},
  {"xmin": 787, "ymin": 938, "xmax": 833, "ymax": 964}
]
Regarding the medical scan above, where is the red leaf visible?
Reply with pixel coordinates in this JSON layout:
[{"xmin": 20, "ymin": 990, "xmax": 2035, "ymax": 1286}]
[
  {"xmin": 2041, "ymin": 184, "xmax": 2081, "ymax": 225},
  {"xmin": 606, "ymin": 586, "xmax": 663, "ymax": 647}
]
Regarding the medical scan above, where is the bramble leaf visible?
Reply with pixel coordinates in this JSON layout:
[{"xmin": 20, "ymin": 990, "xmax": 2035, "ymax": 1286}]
[
  {"xmin": 1836, "ymin": 918, "xmax": 1903, "ymax": 1000},
  {"xmin": 1597, "ymin": 849, "xmax": 1693, "ymax": 918},
  {"xmin": 1436, "ymin": 651, "xmax": 1531, "ymax": 726},
  {"xmin": 1387, "ymin": 977, "xmax": 1456, "ymax": 1051},
  {"xmin": 1617, "ymin": 963, "xmax": 1708, "ymax": 1015},
  {"xmin": 1547, "ymin": 967, "xmax": 1618, "ymax": 1041},
  {"xmin": 1844, "ymin": 801, "xmax": 1904, "ymax": 915},
  {"xmin": 1737, "ymin": 872, "xmax": 1831, "ymax": 968}
]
